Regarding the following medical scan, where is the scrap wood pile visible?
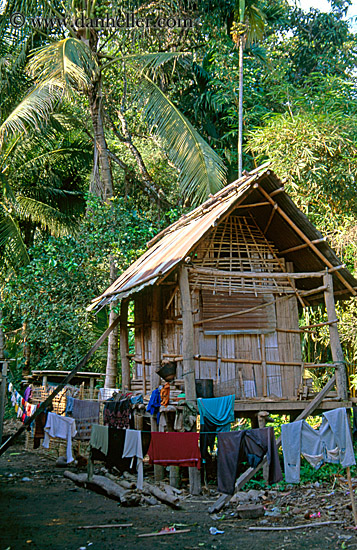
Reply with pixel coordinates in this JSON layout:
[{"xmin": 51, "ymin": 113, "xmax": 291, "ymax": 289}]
[{"xmin": 211, "ymin": 476, "xmax": 357, "ymax": 529}]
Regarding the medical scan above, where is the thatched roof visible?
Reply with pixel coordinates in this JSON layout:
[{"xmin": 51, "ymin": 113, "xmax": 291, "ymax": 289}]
[{"xmin": 89, "ymin": 164, "xmax": 357, "ymax": 310}]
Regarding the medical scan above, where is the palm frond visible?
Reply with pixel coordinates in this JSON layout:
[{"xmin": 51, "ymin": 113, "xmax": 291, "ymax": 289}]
[
  {"xmin": 28, "ymin": 38, "xmax": 99, "ymax": 92},
  {"xmin": 16, "ymin": 196, "xmax": 79, "ymax": 236},
  {"xmin": 137, "ymin": 75, "xmax": 227, "ymax": 205},
  {"xmin": 0, "ymin": 208, "xmax": 30, "ymax": 267},
  {"xmin": 118, "ymin": 52, "xmax": 189, "ymax": 74},
  {"xmin": 0, "ymin": 82, "xmax": 63, "ymax": 147}
]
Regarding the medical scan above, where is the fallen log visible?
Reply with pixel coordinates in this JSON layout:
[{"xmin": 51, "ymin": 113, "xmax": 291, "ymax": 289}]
[
  {"xmin": 121, "ymin": 472, "xmax": 181, "ymax": 508},
  {"xmin": 104, "ymin": 473, "xmax": 136, "ymax": 490},
  {"xmin": 143, "ymin": 482, "xmax": 181, "ymax": 509},
  {"xmin": 64, "ymin": 471, "xmax": 140, "ymax": 507}
]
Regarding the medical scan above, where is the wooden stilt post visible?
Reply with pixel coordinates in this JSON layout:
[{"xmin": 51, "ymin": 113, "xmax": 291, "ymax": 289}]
[
  {"xmin": 120, "ymin": 298, "xmax": 131, "ymax": 392},
  {"xmin": 178, "ymin": 265, "xmax": 201, "ymax": 495},
  {"xmin": 178, "ymin": 265, "xmax": 197, "ymax": 406},
  {"xmin": 261, "ymin": 334, "xmax": 267, "ymax": 397},
  {"xmin": 151, "ymin": 286, "xmax": 164, "ymax": 482},
  {"xmin": 346, "ymin": 466, "xmax": 357, "ymax": 527},
  {"xmin": 323, "ymin": 273, "xmax": 348, "ymax": 400},
  {"xmin": 151, "ymin": 286, "xmax": 161, "ymax": 393}
]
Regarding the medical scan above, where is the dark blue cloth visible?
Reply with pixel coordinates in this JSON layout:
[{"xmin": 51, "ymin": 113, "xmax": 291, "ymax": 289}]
[
  {"xmin": 147, "ymin": 388, "xmax": 161, "ymax": 424},
  {"xmin": 65, "ymin": 396, "xmax": 74, "ymax": 416}
]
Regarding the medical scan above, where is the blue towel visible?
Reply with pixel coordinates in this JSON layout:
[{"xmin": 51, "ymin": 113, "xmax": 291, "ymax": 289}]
[
  {"xmin": 197, "ymin": 394, "xmax": 235, "ymax": 431},
  {"xmin": 147, "ymin": 388, "xmax": 161, "ymax": 424},
  {"xmin": 65, "ymin": 396, "xmax": 74, "ymax": 416}
]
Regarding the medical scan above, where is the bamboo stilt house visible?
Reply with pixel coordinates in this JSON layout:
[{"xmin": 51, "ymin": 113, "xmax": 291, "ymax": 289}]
[{"xmin": 90, "ymin": 164, "xmax": 357, "ymax": 418}]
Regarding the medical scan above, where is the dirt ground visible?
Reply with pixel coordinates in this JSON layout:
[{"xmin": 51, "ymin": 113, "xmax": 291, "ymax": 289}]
[{"xmin": 1, "ymin": 422, "xmax": 357, "ymax": 550}]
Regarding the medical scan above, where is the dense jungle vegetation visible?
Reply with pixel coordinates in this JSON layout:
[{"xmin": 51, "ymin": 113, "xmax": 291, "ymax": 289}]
[{"xmin": 0, "ymin": 0, "xmax": 356, "ymax": 390}]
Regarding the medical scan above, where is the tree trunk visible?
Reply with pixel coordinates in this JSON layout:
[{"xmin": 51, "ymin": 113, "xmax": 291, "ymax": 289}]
[
  {"xmin": 22, "ymin": 322, "xmax": 30, "ymax": 378},
  {"xmin": 88, "ymin": 77, "xmax": 114, "ymax": 202},
  {"xmin": 105, "ymin": 258, "xmax": 118, "ymax": 388},
  {"xmin": 0, "ymin": 305, "xmax": 5, "ymax": 361},
  {"xmin": 238, "ymin": 34, "xmax": 244, "ymax": 179}
]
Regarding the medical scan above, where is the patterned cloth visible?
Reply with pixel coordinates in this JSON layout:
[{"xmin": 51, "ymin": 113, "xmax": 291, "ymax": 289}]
[{"xmin": 103, "ymin": 397, "xmax": 131, "ymax": 429}]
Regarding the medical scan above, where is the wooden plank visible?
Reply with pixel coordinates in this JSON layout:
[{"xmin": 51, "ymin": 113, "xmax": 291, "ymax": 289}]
[{"xmin": 208, "ymin": 375, "xmax": 336, "ymax": 513}]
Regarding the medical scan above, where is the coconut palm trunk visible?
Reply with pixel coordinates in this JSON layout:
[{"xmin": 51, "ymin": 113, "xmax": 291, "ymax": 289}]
[
  {"xmin": 104, "ymin": 258, "xmax": 118, "ymax": 388},
  {"xmin": 238, "ymin": 34, "xmax": 244, "ymax": 179},
  {"xmin": 88, "ymin": 78, "xmax": 114, "ymax": 201}
]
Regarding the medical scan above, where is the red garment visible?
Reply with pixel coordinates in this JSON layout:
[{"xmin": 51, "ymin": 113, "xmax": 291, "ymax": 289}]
[{"xmin": 148, "ymin": 432, "xmax": 201, "ymax": 469}]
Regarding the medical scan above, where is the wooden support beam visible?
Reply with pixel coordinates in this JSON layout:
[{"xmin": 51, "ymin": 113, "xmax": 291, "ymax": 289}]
[
  {"xmin": 120, "ymin": 298, "xmax": 131, "ymax": 392},
  {"xmin": 261, "ymin": 334, "xmax": 267, "ymax": 397},
  {"xmin": 300, "ymin": 285, "xmax": 327, "ymax": 297},
  {"xmin": 323, "ymin": 273, "xmax": 348, "ymax": 400},
  {"xmin": 256, "ymin": 183, "xmax": 356, "ymax": 296},
  {"xmin": 278, "ymin": 238, "xmax": 327, "ymax": 256},
  {"xmin": 0, "ymin": 313, "xmax": 122, "ymax": 457},
  {"xmin": 179, "ymin": 266, "xmax": 197, "ymax": 407},
  {"xmin": 236, "ymin": 201, "xmax": 271, "ymax": 208},
  {"xmin": 300, "ymin": 319, "xmax": 338, "ymax": 330},
  {"xmin": 151, "ymin": 285, "xmax": 161, "ymax": 392},
  {"xmin": 208, "ymin": 375, "xmax": 336, "ymax": 514},
  {"xmin": 189, "ymin": 266, "xmax": 343, "ymax": 280},
  {"xmin": 264, "ymin": 204, "xmax": 278, "ymax": 234}
]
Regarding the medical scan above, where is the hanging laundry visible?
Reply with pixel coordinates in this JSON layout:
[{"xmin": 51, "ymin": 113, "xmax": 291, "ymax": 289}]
[
  {"xmin": 90, "ymin": 428, "xmax": 151, "ymax": 473},
  {"xmin": 98, "ymin": 388, "xmax": 120, "ymax": 401},
  {"xmin": 130, "ymin": 394, "xmax": 143, "ymax": 405},
  {"xmin": 43, "ymin": 412, "xmax": 77, "ymax": 463},
  {"xmin": 34, "ymin": 412, "xmax": 47, "ymax": 449},
  {"xmin": 198, "ymin": 395, "xmax": 235, "ymax": 460},
  {"xmin": 90, "ymin": 424, "xmax": 109, "ymax": 456},
  {"xmin": 65, "ymin": 396, "xmax": 74, "ymax": 416},
  {"xmin": 122, "ymin": 429, "xmax": 144, "ymax": 490},
  {"xmin": 71, "ymin": 398, "xmax": 100, "ymax": 440},
  {"xmin": 217, "ymin": 427, "xmax": 282, "ymax": 494},
  {"xmin": 148, "ymin": 432, "xmax": 201, "ymax": 469},
  {"xmin": 147, "ymin": 388, "xmax": 161, "ymax": 424},
  {"xmin": 282, "ymin": 408, "xmax": 355, "ymax": 484},
  {"xmin": 160, "ymin": 383, "xmax": 170, "ymax": 407},
  {"xmin": 23, "ymin": 386, "xmax": 32, "ymax": 402},
  {"xmin": 103, "ymin": 396, "xmax": 131, "ymax": 429}
]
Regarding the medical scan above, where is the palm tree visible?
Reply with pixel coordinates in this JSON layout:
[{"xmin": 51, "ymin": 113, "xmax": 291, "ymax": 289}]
[
  {"xmin": 1, "ymin": 1, "xmax": 228, "ymax": 386},
  {"xmin": 231, "ymin": 0, "xmax": 265, "ymax": 178}
]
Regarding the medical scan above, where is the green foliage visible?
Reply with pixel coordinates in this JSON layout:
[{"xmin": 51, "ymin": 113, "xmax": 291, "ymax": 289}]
[{"xmin": 2, "ymin": 195, "xmax": 158, "ymax": 372}]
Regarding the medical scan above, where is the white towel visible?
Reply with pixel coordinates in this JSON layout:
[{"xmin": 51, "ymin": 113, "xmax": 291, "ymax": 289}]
[
  {"xmin": 43, "ymin": 412, "xmax": 77, "ymax": 463},
  {"xmin": 122, "ymin": 429, "xmax": 144, "ymax": 490}
]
